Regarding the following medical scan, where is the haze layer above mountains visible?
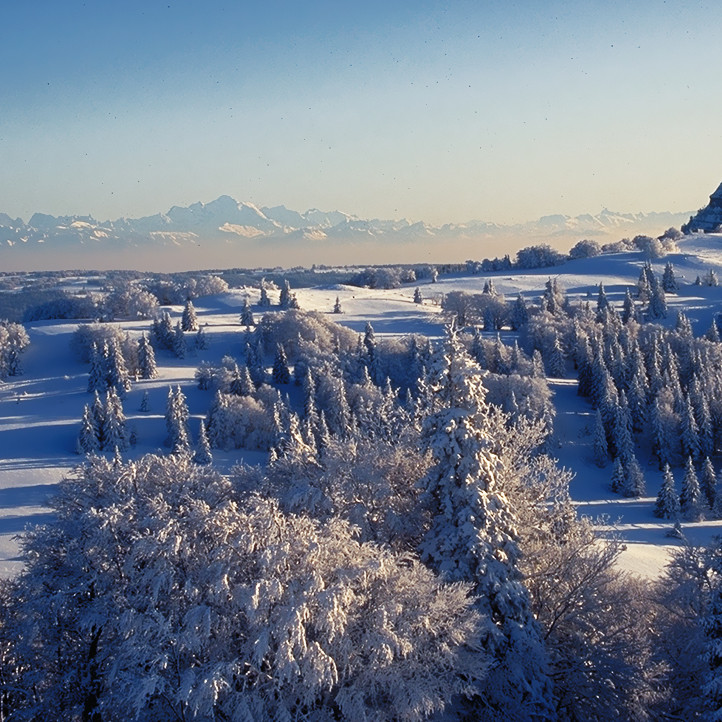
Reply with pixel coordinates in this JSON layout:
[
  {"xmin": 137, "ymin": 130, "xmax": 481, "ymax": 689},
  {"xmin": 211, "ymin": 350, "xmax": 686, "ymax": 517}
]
[{"xmin": 0, "ymin": 195, "xmax": 692, "ymax": 272}]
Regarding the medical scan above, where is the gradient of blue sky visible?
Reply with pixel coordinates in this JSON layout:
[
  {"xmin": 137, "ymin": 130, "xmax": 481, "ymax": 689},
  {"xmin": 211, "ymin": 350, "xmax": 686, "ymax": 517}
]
[{"xmin": 1, "ymin": 0, "xmax": 720, "ymax": 225}]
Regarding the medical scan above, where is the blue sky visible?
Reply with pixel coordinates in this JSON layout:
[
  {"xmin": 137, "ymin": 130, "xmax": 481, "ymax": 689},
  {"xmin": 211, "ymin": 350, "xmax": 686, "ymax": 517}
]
[{"xmin": 1, "ymin": 0, "xmax": 720, "ymax": 224}]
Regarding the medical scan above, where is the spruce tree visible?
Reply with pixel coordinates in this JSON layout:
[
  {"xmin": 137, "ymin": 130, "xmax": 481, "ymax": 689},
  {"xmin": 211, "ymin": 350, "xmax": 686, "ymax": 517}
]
[
  {"xmin": 420, "ymin": 323, "xmax": 554, "ymax": 719},
  {"xmin": 654, "ymin": 464, "xmax": 680, "ymax": 519},
  {"xmin": 547, "ymin": 332, "xmax": 566, "ymax": 377},
  {"xmin": 332, "ymin": 296, "xmax": 342, "ymax": 314},
  {"xmin": 139, "ymin": 390, "xmax": 150, "ymax": 412},
  {"xmin": 259, "ymin": 280, "xmax": 271, "ymax": 307},
  {"xmin": 702, "ymin": 457, "xmax": 717, "ymax": 510},
  {"xmin": 621, "ymin": 453, "xmax": 646, "ymax": 497},
  {"xmin": 165, "ymin": 386, "xmax": 190, "ymax": 454},
  {"xmin": 91, "ymin": 390, "xmax": 106, "ymax": 448},
  {"xmin": 77, "ymin": 404, "xmax": 100, "ymax": 455},
  {"xmin": 239, "ymin": 297, "xmax": 255, "ymax": 326},
  {"xmin": 706, "ymin": 321, "xmax": 721, "ymax": 343},
  {"xmin": 413, "ymin": 287, "xmax": 423, "ymax": 304},
  {"xmin": 272, "ymin": 344, "xmax": 290, "ymax": 384},
  {"xmin": 193, "ymin": 420, "xmax": 213, "ymax": 465},
  {"xmin": 194, "ymin": 325, "xmax": 209, "ymax": 350},
  {"xmin": 510, "ymin": 293, "xmax": 529, "ymax": 330},
  {"xmin": 680, "ymin": 456, "xmax": 703, "ymax": 522},
  {"xmin": 137, "ymin": 334, "xmax": 157, "ymax": 379},
  {"xmin": 662, "ymin": 262, "xmax": 678, "ymax": 293},
  {"xmin": 172, "ymin": 322, "xmax": 186, "ymax": 359},
  {"xmin": 102, "ymin": 388, "xmax": 128, "ymax": 452},
  {"xmin": 181, "ymin": 299, "xmax": 198, "ymax": 332},
  {"xmin": 621, "ymin": 288, "xmax": 636, "ymax": 324},
  {"xmin": 86, "ymin": 342, "xmax": 107, "ymax": 394},
  {"xmin": 593, "ymin": 408, "xmax": 609, "ymax": 468},
  {"xmin": 610, "ymin": 456, "xmax": 625, "ymax": 493}
]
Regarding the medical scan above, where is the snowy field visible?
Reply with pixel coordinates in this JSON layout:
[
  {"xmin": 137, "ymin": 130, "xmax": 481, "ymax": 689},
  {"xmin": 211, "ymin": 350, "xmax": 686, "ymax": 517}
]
[{"xmin": 3, "ymin": 233, "xmax": 722, "ymax": 578}]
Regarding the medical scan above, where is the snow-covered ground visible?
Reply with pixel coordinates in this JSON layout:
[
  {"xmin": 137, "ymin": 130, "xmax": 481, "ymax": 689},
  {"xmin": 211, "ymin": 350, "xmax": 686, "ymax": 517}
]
[{"xmin": 3, "ymin": 234, "xmax": 722, "ymax": 578}]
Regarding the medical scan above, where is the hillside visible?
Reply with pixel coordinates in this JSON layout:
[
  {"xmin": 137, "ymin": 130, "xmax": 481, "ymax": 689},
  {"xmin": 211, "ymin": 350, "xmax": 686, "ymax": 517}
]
[{"xmin": 2, "ymin": 233, "xmax": 722, "ymax": 580}]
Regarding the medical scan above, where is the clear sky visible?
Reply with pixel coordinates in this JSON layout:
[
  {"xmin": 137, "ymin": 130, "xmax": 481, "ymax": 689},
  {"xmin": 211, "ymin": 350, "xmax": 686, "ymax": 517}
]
[{"xmin": 2, "ymin": 0, "xmax": 721, "ymax": 225}]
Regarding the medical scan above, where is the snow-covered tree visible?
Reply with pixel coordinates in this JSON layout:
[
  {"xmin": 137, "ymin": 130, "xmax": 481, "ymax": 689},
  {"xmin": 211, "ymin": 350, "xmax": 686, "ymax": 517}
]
[
  {"xmin": 102, "ymin": 387, "xmax": 128, "ymax": 452},
  {"xmin": 259, "ymin": 279, "xmax": 271, "ymax": 307},
  {"xmin": 165, "ymin": 386, "xmax": 190, "ymax": 454},
  {"xmin": 0, "ymin": 320, "xmax": 30, "ymax": 378},
  {"xmin": 172, "ymin": 322, "xmax": 186, "ymax": 359},
  {"xmin": 137, "ymin": 334, "xmax": 157, "ymax": 379},
  {"xmin": 413, "ymin": 287, "xmax": 423, "ymax": 304},
  {"xmin": 76, "ymin": 404, "xmax": 100, "ymax": 455},
  {"xmin": 510, "ymin": 293, "xmax": 529, "ymax": 330},
  {"xmin": 181, "ymin": 299, "xmax": 198, "ymax": 332},
  {"xmin": 106, "ymin": 337, "xmax": 131, "ymax": 396},
  {"xmin": 593, "ymin": 408, "xmax": 608, "ymax": 467},
  {"xmin": 332, "ymin": 295, "xmax": 342, "ymax": 313},
  {"xmin": 654, "ymin": 464, "xmax": 680, "ymax": 519},
  {"xmin": 86, "ymin": 342, "xmax": 107, "ymax": 393},
  {"xmin": 272, "ymin": 343, "xmax": 290, "ymax": 385},
  {"xmin": 192, "ymin": 420, "xmax": 213, "ymax": 465},
  {"xmin": 610, "ymin": 456, "xmax": 625, "ymax": 494},
  {"xmin": 702, "ymin": 457, "xmax": 717, "ymax": 510},
  {"xmin": 662, "ymin": 262, "xmax": 678, "ymax": 293},
  {"xmin": 680, "ymin": 456, "xmax": 704, "ymax": 521},
  {"xmin": 194, "ymin": 325, "xmax": 209, "ymax": 350},
  {"xmin": 419, "ymin": 323, "xmax": 554, "ymax": 719},
  {"xmin": 239, "ymin": 297, "xmax": 255, "ymax": 326},
  {"xmin": 6, "ymin": 454, "xmax": 486, "ymax": 722}
]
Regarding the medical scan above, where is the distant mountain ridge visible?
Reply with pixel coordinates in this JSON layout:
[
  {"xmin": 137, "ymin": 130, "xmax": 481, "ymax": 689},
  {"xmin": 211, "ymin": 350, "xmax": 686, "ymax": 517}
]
[{"xmin": 0, "ymin": 195, "xmax": 693, "ymax": 271}]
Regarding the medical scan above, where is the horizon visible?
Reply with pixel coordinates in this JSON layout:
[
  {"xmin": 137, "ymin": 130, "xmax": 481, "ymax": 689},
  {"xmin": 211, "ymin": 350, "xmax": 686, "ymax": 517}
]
[
  {"xmin": 0, "ymin": 193, "xmax": 698, "ymax": 228},
  {"xmin": 3, "ymin": 1, "xmax": 721, "ymax": 231}
]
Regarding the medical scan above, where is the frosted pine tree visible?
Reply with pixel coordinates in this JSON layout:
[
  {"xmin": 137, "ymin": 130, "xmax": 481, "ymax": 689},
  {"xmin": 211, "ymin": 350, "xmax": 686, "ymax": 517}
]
[
  {"xmin": 654, "ymin": 464, "xmax": 680, "ymax": 519},
  {"xmin": 91, "ymin": 390, "xmax": 106, "ymax": 448},
  {"xmin": 165, "ymin": 386, "xmax": 190, "ymax": 454},
  {"xmin": 413, "ymin": 287, "xmax": 423, "ymax": 304},
  {"xmin": 647, "ymin": 273, "xmax": 667, "ymax": 319},
  {"xmin": 239, "ymin": 297, "xmax": 255, "ymax": 326},
  {"xmin": 107, "ymin": 338, "xmax": 131, "ymax": 396},
  {"xmin": 547, "ymin": 332, "xmax": 566, "ymax": 377},
  {"xmin": 622, "ymin": 288, "xmax": 636, "ymax": 324},
  {"xmin": 102, "ymin": 388, "xmax": 128, "ymax": 452},
  {"xmin": 258, "ymin": 279, "xmax": 271, "ymax": 307},
  {"xmin": 596, "ymin": 282, "xmax": 610, "ymax": 317},
  {"xmin": 136, "ymin": 334, "xmax": 157, "ymax": 379},
  {"xmin": 181, "ymin": 299, "xmax": 198, "ymax": 331},
  {"xmin": 86, "ymin": 342, "xmax": 107, "ymax": 393},
  {"xmin": 610, "ymin": 456, "xmax": 625, "ymax": 493},
  {"xmin": 192, "ymin": 420, "xmax": 213, "ymax": 465},
  {"xmin": 621, "ymin": 453, "xmax": 646, "ymax": 497},
  {"xmin": 76, "ymin": 404, "xmax": 100, "ymax": 455},
  {"xmin": 593, "ymin": 408, "xmax": 609, "ymax": 468},
  {"xmin": 420, "ymin": 323, "xmax": 554, "ymax": 720},
  {"xmin": 702, "ymin": 457, "xmax": 717, "ymax": 510},
  {"xmin": 139, "ymin": 390, "xmax": 150, "ymax": 413},
  {"xmin": 194, "ymin": 325, "xmax": 208, "ymax": 350},
  {"xmin": 172, "ymin": 322, "xmax": 186, "ymax": 359},
  {"xmin": 272, "ymin": 344, "xmax": 290, "ymax": 384},
  {"xmin": 706, "ymin": 321, "xmax": 721, "ymax": 343},
  {"xmin": 704, "ymin": 546, "xmax": 722, "ymax": 721},
  {"xmin": 680, "ymin": 456, "xmax": 704, "ymax": 521},
  {"xmin": 662, "ymin": 262, "xmax": 678, "ymax": 293},
  {"xmin": 510, "ymin": 293, "xmax": 529, "ymax": 330},
  {"xmin": 681, "ymin": 395, "xmax": 702, "ymax": 462}
]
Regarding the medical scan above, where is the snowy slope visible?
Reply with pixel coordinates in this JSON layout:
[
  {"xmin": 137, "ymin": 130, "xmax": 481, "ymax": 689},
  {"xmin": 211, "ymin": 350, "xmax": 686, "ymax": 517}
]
[{"xmin": 2, "ymin": 233, "xmax": 722, "ymax": 578}]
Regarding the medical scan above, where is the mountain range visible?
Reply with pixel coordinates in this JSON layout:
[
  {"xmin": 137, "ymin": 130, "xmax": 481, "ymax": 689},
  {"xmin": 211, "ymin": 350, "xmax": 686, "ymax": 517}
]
[{"xmin": 0, "ymin": 196, "xmax": 694, "ymax": 271}]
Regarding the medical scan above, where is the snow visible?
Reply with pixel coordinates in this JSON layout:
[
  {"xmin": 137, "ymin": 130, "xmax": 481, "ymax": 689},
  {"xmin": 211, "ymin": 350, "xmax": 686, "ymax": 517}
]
[{"xmin": 3, "ymin": 233, "xmax": 722, "ymax": 579}]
